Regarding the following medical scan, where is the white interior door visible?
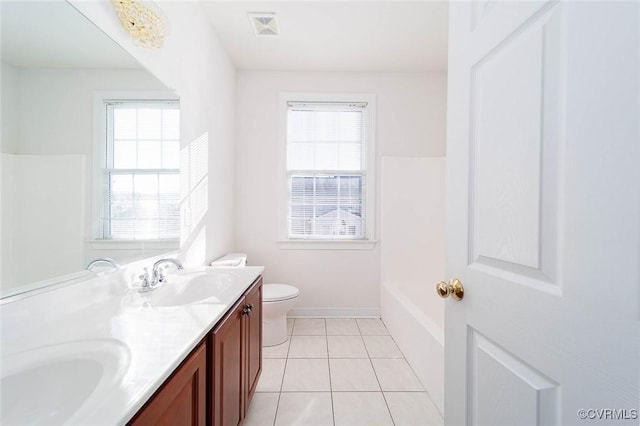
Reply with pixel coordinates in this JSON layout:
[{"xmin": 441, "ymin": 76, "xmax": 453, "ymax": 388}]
[{"xmin": 445, "ymin": 1, "xmax": 639, "ymax": 424}]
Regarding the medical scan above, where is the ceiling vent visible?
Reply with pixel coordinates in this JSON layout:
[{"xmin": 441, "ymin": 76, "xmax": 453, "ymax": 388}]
[{"xmin": 248, "ymin": 13, "xmax": 279, "ymax": 37}]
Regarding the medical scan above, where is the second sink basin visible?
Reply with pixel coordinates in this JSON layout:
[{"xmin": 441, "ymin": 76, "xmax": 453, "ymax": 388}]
[{"xmin": 1, "ymin": 339, "xmax": 130, "ymax": 426}]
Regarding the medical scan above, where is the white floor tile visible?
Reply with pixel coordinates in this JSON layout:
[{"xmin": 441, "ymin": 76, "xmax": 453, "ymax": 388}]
[
  {"xmin": 292, "ymin": 319, "xmax": 326, "ymax": 335},
  {"xmin": 356, "ymin": 318, "xmax": 389, "ymax": 335},
  {"xmin": 371, "ymin": 359, "xmax": 424, "ymax": 391},
  {"xmin": 363, "ymin": 335, "xmax": 403, "ymax": 358},
  {"xmin": 288, "ymin": 336, "xmax": 328, "ymax": 358},
  {"xmin": 244, "ymin": 392, "xmax": 279, "ymax": 426},
  {"xmin": 327, "ymin": 336, "xmax": 368, "ymax": 358},
  {"xmin": 384, "ymin": 392, "xmax": 444, "ymax": 426},
  {"xmin": 275, "ymin": 392, "xmax": 334, "ymax": 426},
  {"xmin": 326, "ymin": 318, "xmax": 360, "ymax": 335},
  {"xmin": 256, "ymin": 358, "xmax": 286, "ymax": 392},
  {"xmin": 282, "ymin": 359, "xmax": 331, "ymax": 391},
  {"xmin": 332, "ymin": 392, "xmax": 393, "ymax": 426},
  {"xmin": 263, "ymin": 340, "xmax": 291, "ymax": 359},
  {"xmin": 329, "ymin": 359, "xmax": 380, "ymax": 391},
  {"xmin": 251, "ymin": 317, "xmax": 435, "ymax": 426}
]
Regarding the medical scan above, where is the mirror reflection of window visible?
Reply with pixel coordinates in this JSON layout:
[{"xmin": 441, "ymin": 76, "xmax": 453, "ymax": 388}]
[{"xmin": 102, "ymin": 100, "xmax": 180, "ymax": 240}]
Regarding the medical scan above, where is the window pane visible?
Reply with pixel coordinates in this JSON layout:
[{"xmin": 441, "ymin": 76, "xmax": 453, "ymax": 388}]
[
  {"xmin": 338, "ymin": 143, "xmax": 361, "ymax": 170},
  {"xmin": 110, "ymin": 173, "xmax": 133, "ymax": 199},
  {"xmin": 111, "ymin": 219, "xmax": 135, "ymax": 239},
  {"xmin": 289, "ymin": 142, "xmax": 314, "ymax": 170},
  {"xmin": 162, "ymin": 140, "xmax": 180, "ymax": 168},
  {"xmin": 314, "ymin": 111, "xmax": 338, "ymax": 141},
  {"xmin": 138, "ymin": 108, "xmax": 162, "ymax": 139},
  {"xmin": 137, "ymin": 140, "xmax": 162, "ymax": 169},
  {"xmin": 315, "ymin": 143, "xmax": 338, "ymax": 170},
  {"xmin": 113, "ymin": 108, "xmax": 137, "ymax": 139},
  {"xmin": 289, "ymin": 110, "xmax": 314, "ymax": 141},
  {"xmin": 135, "ymin": 219, "xmax": 159, "ymax": 239},
  {"xmin": 338, "ymin": 111, "xmax": 362, "ymax": 142},
  {"xmin": 290, "ymin": 175, "xmax": 313, "ymax": 204},
  {"xmin": 159, "ymin": 174, "xmax": 180, "ymax": 194},
  {"xmin": 288, "ymin": 174, "xmax": 364, "ymax": 239},
  {"xmin": 162, "ymin": 109, "xmax": 180, "ymax": 140},
  {"xmin": 315, "ymin": 175, "xmax": 338, "ymax": 205},
  {"xmin": 134, "ymin": 174, "xmax": 159, "ymax": 219},
  {"xmin": 290, "ymin": 204, "xmax": 314, "ymax": 235},
  {"xmin": 113, "ymin": 140, "xmax": 137, "ymax": 169}
]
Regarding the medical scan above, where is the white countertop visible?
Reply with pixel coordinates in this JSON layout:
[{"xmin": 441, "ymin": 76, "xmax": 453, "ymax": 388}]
[{"xmin": 0, "ymin": 265, "xmax": 264, "ymax": 426}]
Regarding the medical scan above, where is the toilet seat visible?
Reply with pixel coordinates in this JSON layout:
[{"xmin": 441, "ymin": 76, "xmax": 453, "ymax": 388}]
[{"xmin": 263, "ymin": 284, "xmax": 299, "ymax": 302}]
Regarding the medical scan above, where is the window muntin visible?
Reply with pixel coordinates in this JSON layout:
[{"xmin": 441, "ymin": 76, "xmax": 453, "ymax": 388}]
[
  {"xmin": 286, "ymin": 103, "xmax": 368, "ymax": 240},
  {"xmin": 101, "ymin": 101, "xmax": 180, "ymax": 240}
]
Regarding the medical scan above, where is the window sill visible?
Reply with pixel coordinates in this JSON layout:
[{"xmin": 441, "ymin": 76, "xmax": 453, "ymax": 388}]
[
  {"xmin": 276, "ymin": 240, "xmax": 378, "ymax": 250},
  {"xmin": 89, "ymin": 239, "xmax": 179, "ymax": 250}
]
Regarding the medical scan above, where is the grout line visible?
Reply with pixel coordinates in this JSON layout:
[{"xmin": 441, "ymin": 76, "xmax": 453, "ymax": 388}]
[
  {"xmin": 360, "ymin": 321, "xmax": 396, "ymax": 426},
  {"xmin": 272, "ymin": 318, "xmax": 294, "ymax": 426},
  {"xmin": 324, "ymin": 319, "xmax": 337, "ymax": 425}
]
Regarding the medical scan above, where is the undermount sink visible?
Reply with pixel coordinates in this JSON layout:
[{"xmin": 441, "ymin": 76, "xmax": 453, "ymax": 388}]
[
  {"xmin": 1, "ymin": 339, "xmax": 130, "ymax": 426},
  {"xmin": 128, "ymin": 268, "xmax": 242, "ymax": 307}
]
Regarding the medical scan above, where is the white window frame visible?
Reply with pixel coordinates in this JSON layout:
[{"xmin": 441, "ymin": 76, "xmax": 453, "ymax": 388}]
[
  {"xmin": 277, "ymin": 92, "xmax": 377, "ymax": 250},
  {"xmin": 91, "ymin": 91, "xmax": 180, "ymax": 248}
]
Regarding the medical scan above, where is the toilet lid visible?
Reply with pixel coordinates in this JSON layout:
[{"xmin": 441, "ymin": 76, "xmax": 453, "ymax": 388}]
[{"xmin": 264, "ymin": 284, "xmax": 299, "ymax": 302}]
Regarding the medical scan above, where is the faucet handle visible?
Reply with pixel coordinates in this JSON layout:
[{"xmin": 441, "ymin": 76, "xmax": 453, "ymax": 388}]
[
  {"xmin": 157, "ymin": 266, "xmax": 167, "ymax": 284},
  {"xmin": 138, "ymin": 268, "xmax": 151, "ymax": 291}
]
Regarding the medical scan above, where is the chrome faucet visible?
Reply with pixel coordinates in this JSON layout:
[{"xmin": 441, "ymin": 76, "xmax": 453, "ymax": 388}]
[
  {"xmin": 152, "ymin": 258, "xmax": 184, "ymax": 285},
  {"xmin": 86, "ymin": 257, "xmax": 119, "ymax": 271},
  {"xmin": 138, "ymin": 258, "xmax": 184, "ymax": 292}
]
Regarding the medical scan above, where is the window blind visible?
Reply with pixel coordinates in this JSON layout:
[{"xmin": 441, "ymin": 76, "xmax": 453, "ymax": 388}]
[{"xmin": 286, "ymin": 103, "xmax": 367, "ymax": 240}]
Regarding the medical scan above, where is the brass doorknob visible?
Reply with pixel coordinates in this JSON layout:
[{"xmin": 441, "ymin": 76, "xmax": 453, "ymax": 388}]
[{"xmin": 436, "ymin": 278, "xmax": 464, "ymax": 301}]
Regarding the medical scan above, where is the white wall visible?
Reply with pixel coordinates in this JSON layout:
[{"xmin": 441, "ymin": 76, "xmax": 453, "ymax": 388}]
[
  {"xmin": 69, "ymin": 0, "xmax": 237, "ymax": 267},
  {"xmin": 0, "ymin": 62, "xmax": 19, "ymax": 285},
  {"xmin": 14, "ymin": 68, "xmax": 165, "ymax": 155},
  {"xmin": 235, "ymin": 71, "xmax": 447, "ymax": 315},
  {"xmin": 6, "ymin": 154, "xmax": 85, "ymax": 287},
  {"xmin": 1, "ymin": 62, "xmax": 18, "ymax": 153}
]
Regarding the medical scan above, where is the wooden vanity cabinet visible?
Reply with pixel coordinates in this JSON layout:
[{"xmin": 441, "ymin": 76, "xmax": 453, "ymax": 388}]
[
  {"xmin": 128, "ymin": 341, "xmax": 207, "ymax": 426},
  {"xmin": 243, "ymin": 280, "xmax": 262, "ymax": 410},
  {"xmin": 128, "ymin": 276, "xmax": 262, "ymax": 426},
  {"xmin": 210, "ymin": 277, "xmax": 263, "ymax": 426}
]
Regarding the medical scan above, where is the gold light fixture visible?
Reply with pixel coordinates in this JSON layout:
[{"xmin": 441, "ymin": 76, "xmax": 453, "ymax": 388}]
[{"xmin": 111, "ymin": 0, "xmax": 167, "ymax": 49}]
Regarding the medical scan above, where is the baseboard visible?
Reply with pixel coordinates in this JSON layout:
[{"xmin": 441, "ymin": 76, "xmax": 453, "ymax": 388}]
[{"xmin": 288, "ymin": 308, "xmax": 381, "ymax": 318}]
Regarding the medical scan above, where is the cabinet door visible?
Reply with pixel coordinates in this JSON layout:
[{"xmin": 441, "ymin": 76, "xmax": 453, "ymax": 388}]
[
  {"xmin": 244, "ymin": 277, "xmax": 262, "ymax": 409},
  {"xmin": 212, "ymin": 300, "xmax": 244, "ymax": 426},
  {"xmin": 129, "ymin": 342, "xmax": 206, "ymax": 426}
]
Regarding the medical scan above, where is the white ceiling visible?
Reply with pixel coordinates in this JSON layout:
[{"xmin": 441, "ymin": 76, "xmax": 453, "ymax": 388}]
[
  {"xmin": 201, "ymin": 1, "xmax": 449, "ymax": 72},
  {"xmin": 1, "ymin": 1, "xmax": 141, "ymax": 69}
]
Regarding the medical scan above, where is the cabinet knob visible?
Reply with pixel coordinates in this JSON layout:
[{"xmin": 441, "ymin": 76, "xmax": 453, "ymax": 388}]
[{"xmin": 242, "ymin": 304, "xmax": 253, "ymax": 315}]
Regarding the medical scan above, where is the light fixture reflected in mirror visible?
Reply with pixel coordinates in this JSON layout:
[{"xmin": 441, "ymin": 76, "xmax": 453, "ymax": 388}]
[{"xmin": 111, "ymin": 0, "xmax": 168, "ymax": 49}]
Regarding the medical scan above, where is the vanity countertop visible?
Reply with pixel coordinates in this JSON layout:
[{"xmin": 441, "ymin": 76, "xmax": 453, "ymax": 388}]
[{"xmin": 0, "ymin": 265, "xmax": 264, "ymax": 426}]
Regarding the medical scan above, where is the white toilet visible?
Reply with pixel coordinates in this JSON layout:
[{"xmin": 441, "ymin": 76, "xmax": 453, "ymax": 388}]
[{"xmin": 262, "ymin": 284, "xmax": 299, "ymax": 347}]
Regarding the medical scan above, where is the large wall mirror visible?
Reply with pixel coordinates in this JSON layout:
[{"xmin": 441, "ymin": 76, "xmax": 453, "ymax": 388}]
[{"xmin": 1, "ymin": 1, "xmax": 180, "ymax": 297}]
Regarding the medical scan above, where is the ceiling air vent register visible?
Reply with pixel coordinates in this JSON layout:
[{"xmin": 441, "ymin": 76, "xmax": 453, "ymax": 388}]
[{"xmin": 248, "ymin": 13, "xmax": 279, "ymax": 37}]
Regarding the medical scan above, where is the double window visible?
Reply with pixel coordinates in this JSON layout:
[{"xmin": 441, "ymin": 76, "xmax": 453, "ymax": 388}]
[
  {"xmin": 284, "ymin": 96, "xmax": 375, "ymax": 242},
  {"xmin": 99, "ymin": 99, "xmax": 180, "ymax": 240}
]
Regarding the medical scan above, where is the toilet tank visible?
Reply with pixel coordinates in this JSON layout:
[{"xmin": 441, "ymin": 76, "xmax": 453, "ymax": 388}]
[{"xmin": 210, "ymin": 253, "xmax": 248, "ymax": 268}]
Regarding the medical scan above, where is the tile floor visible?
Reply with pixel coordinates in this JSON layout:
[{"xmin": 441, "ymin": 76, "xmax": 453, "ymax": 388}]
[{"xmin": 244, "ymin": 318, "xmax": 443, "ymax": 426}]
